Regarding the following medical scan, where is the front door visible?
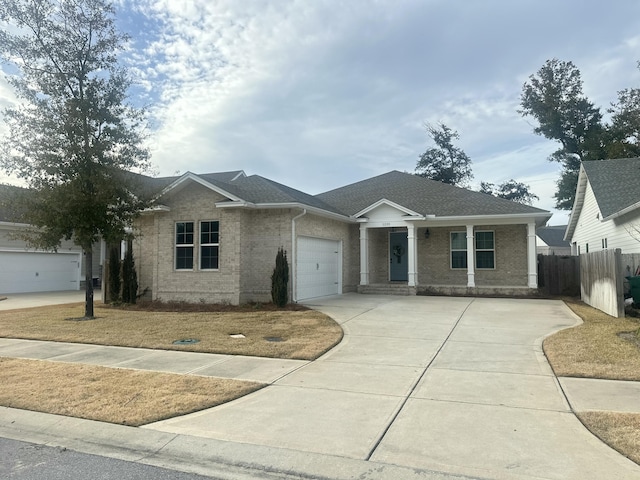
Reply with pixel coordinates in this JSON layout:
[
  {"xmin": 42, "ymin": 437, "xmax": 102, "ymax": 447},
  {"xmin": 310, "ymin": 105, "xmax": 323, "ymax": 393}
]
[{"xmin": 389, "ymin": 231, "xmax": 408, "ymax": 281}]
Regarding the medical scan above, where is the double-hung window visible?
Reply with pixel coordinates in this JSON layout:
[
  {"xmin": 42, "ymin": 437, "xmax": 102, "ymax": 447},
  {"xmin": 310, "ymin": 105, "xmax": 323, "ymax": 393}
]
[
  {"xmin": 175, "ymin": 222, "xmax": 194, "ymax": 270},
  {"xmin": 475, "ymin": 231, "xmax": 495, "ymax": 269},
  {"xmin": 450, "ymin": 232, "xmax": 467, "ymax": 269},
  {"xmin": 200, "ymin": 221, "xmax": 220, "ymax": 270}
]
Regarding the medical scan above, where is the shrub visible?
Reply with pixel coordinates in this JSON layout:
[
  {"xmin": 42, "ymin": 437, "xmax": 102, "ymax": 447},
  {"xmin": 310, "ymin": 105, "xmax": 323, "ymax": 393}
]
[
  {"xmin": 271, "ymin": 247, "xmax": 289, "ymax": 307},
  {"xmin": 121, "ymin": 245, "xmax": 138, "ymax": 304}
]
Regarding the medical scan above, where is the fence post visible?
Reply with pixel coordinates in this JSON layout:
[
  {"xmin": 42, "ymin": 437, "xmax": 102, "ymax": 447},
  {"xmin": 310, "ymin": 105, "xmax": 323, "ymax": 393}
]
[{"xmin": 615, "ymin": 249, "xmax": 625, "ymax": 318}]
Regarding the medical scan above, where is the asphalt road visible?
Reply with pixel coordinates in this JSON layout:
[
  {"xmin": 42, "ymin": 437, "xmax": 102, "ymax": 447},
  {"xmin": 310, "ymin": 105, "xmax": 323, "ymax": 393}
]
[{"xmin": 0, "ymin": 437, "xmax": 220, "ymax": 480}]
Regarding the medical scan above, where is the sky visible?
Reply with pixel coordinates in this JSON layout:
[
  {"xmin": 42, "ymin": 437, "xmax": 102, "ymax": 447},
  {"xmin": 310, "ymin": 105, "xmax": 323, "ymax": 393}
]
[{"xmin": 3, "ymin": 0, "xmax": 640, "ymax": 225}]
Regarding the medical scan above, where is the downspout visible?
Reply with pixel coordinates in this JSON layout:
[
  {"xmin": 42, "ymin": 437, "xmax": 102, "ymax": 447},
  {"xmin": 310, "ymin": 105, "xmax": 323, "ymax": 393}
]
[{"xmin": 291, "ymin": 209, "xmax": 307, "ymax": 303}]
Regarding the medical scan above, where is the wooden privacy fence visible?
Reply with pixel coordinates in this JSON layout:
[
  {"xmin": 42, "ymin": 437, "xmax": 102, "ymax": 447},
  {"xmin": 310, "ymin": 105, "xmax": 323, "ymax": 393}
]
[
  {"xmin": 537, "ymin": 254, "xmax": 580, "ymax": 297},
  {"xmin": 580, "ymin": 249, "xmax": 640, "ymax": 318}
]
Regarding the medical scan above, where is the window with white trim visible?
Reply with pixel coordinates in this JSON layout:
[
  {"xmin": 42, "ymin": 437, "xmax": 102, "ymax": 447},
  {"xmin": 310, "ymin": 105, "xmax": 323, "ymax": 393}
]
[
  {"xmin": 200, "ymin": 221, "xmax": 220, "ymax": 270},
  {"xmin": 450, "ymin": 231, "xmax": 467, "ymax": 269},
  {"xmin": 175, "ymin": 222, "xmax": 194, "ymax": 270},
  {"xmin": 475, "ymin": 231, "xmax": 495, "ymax": 269}
]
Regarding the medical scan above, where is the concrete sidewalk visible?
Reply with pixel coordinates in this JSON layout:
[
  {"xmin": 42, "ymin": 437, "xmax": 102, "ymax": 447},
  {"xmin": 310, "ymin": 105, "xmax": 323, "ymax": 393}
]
[
  {"xmin": 1, "ymin": 294, "xmax": 640, "ymax": 480},
  {"xmin": 0, "ymin": 338, "xmax": 307, "ymax": 384}
]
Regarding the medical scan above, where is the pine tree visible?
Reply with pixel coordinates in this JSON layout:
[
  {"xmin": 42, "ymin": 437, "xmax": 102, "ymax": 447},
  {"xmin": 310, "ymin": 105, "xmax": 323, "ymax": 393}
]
[{"xmin": 271, "ymin": 248, "xmax": 289, "ymax": 307}]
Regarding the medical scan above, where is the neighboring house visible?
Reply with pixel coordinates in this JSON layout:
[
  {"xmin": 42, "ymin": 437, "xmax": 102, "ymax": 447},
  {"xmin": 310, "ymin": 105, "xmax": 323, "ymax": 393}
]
[
  {"xmin": 536, "ymin": 225, "xmax": 571, "ymax": 256},
  {"xmin": 0, "ymin": 185, "xmax": 83, "ymax": 294},
  {"xmin": 565, "ymin": 158, "xmax": 640, "ymax": 255},
  {"xmin": 133, "ymin": 170, "xmax": 551, "ymax": 304}
]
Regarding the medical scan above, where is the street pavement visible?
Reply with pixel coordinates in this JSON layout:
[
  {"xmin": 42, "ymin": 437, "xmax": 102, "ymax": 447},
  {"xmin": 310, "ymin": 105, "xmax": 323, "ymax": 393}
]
[{"xmin": 1, "ymin": 293, "xmax": 640, "ymax": 479}]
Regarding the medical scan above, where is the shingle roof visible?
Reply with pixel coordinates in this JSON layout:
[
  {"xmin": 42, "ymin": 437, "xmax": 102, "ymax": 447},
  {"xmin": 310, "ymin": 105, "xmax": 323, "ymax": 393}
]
[
  {"xmin": 582, "ymin": 158, "xmax": 640, "ymax": 218},
  {"xmin": 536, "ymin": 225, "xmax": 570, "ymax": 247},
  {"xmin": 316, "ymin": 171, "xmax": 548, "ymax": 217}
]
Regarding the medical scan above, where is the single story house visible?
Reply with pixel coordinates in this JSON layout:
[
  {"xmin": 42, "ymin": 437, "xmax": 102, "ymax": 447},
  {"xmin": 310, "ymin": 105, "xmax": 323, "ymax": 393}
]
[
  {"xmin": 133, "ymin": 170, "xmax": 551, "ymax": 304},
  {"xmin": 536, "ymin": 225, "xmax": 571, "ymax": 256},
  {"xmin": 565, "ymin": 158, "xmax": 640, "ymax": 254}
]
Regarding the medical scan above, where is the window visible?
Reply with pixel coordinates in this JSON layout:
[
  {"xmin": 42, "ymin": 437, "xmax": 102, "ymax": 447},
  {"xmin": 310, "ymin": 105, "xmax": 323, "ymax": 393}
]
[
  {"xmin": 450, "ymin": 232, "xmax": 467, "ymax": 269},
  {"xmin": 200, "ymin": 221, "xmax": 220, "ymax": 270},
  {"xmin": 602, "ymin": 238, "xmax": 608, "ymax": 249},
  {"xmin": 175, "ymin": 222, "xmax": 194, "ymax": 270},
  {"xmin": 585, "ymin": 243, "xmax": 589, "ymax": 253},
  {"xmin": 475, "ymin": 231, "xmax": 495, "ymax": 269}
]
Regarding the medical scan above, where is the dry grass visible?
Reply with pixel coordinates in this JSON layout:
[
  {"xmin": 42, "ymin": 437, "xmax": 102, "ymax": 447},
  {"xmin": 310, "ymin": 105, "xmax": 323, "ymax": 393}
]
[
  {"xmin": 544, "ymin": 299, "xmax": 640, "ymax": 466},
  {"xmin": 0, "ymin": 357, "xmax": 263, "ymax": 426},
  {"xmin": 577, "ymin": 412, "xmax": 640, "ymax": 465},
  {"xmin": 0, "ymin": 303, "xmax": 343, "ymax": 360},
  {"xmin": 543, "ymin": 299, "xmax": 640, "ymax": 380}
]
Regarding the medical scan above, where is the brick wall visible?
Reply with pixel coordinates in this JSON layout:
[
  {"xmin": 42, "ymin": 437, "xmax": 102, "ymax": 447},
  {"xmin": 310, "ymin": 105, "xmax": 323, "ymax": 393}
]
[{"xmin": 416, "ymin": 224, "xmax": 528, "ymax": 287}]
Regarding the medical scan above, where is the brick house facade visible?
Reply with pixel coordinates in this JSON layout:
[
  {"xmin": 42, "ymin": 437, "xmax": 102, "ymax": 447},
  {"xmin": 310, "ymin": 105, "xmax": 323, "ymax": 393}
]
[{"xmin": 133, "ymin": 170, "xmax": 550, "ymax": 304}]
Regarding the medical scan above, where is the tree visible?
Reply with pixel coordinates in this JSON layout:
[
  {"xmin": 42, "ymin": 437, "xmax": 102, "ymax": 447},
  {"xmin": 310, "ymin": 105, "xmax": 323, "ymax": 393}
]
[
  {"xmin": 271, "ymin": 247, "xmax": 289, "ymax": 307},
  {"xmin": 415, "ymin": 123, "xmax": 473, "ymax": 187},
  {"xmin": 608, "ymin": 87, "xmax": 640, "ymax": 158},
  {"xmin": 479, "ymin": 180, "xmax": 539, "ymax": 205},
  {"xmin": 519, "ymin": 59, "xmax": 605, "ymax": 210},
  {"xmin": 121, "ymin": 242, "xmax": 138, "ymax": 304},
  {"xmin": 0, "ymin": 0, "xmax": 150, "ymax": 318}
]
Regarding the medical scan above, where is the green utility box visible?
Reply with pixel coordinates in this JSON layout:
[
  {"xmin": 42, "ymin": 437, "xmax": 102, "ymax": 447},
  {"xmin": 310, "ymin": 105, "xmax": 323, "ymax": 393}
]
[{"xmin": 626, "ymin": 276, "xmax": 640, "ymax": 305}]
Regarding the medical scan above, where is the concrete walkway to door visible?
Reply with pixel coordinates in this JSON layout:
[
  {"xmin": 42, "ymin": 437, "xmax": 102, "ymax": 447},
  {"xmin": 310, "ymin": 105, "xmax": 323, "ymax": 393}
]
[{"xmin": 146, "ymin": 294, "xmax": 640, "ymax": 480}]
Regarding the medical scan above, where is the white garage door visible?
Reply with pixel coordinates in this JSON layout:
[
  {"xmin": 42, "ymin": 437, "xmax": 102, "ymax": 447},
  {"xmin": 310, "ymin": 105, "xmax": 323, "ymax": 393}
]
[
  {"xmin": 296, "ymin": 236, "xmax": 341, "ymax": 301},
  {"xmin": 0, "ymin": 251, "xmax": 81, "ymax": 294}
]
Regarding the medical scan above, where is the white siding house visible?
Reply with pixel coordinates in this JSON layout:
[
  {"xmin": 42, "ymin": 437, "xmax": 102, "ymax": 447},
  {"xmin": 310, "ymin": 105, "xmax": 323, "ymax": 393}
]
[{"xmin": 565, "ymin": 158, "xmax": 640, "ymax": 254}]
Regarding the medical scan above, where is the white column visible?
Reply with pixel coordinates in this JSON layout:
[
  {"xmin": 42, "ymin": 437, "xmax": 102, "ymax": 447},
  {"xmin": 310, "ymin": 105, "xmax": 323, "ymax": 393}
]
[
  {"xmin": 359, "ymin": 224, "xmax": 369, "ymax": 285},
  {"xmin": 407, "ymin": 224, "xmax": 417, "ymax": 286},
  {"xmin": 527, "ymin": 222, "xmax": 538, "ymax": 288},
  {"xmin": 466, "ymin": 224, "xmax": 475, "ymax": 287}
]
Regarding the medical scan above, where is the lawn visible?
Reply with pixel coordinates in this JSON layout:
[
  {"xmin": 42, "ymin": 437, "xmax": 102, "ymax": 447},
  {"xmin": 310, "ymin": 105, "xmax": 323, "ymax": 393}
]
[
  {"xmin": 544, "ymin": 299, "xmax": 640, "ymax": 465},
  {"xmin": 544, "ymin": 299, "xmax": 640, "ymax": 380},
  {"xmin": 0, "ymin": 301, "xmax": 342, "ymax": 425},
  {"xmin": 0, "ymin": 302, "xmax": 343, "ymax": 360}
]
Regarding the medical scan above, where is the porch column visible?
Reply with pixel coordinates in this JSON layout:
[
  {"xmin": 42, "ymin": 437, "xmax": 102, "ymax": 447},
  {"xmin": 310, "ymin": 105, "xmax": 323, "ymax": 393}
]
[
  {"xmin": 407, "ymin": 224, "xmax": 417, "ymax": 286},
  {"xmin": 359, "ymin": 224, "xmax": 369, "ymax": 285},
  {"xmin": 527, "ymin": 222, "xmax": 538, "ymax": 288},
  {"xmin": 466, "ymin": 224, "xmax": 475, "ymax": 287}
]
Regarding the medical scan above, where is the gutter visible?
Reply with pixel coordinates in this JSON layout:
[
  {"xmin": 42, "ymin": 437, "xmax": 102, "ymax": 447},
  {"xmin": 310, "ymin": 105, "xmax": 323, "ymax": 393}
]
[{"xmin": 291, "ymin": 209, "xmax": 307, "ymax": 303}]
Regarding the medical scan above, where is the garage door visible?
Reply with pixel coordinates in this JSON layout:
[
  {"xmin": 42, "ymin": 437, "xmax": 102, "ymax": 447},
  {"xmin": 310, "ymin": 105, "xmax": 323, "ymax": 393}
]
[
  {"xmin": 296, "ymin": 236, "xmax": 340, "ymax": 301},
  {"xmin": 0, "ymin": 251, "xmax": 81, "ymax": 294}
]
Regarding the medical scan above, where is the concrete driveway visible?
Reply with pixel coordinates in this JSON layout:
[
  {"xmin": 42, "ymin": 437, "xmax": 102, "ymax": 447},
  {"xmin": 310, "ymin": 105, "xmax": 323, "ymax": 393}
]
[
  {"xmin": 145, "ymin": 294, "xmax": 640, "ymax": 480},
  {"xmin": 0, "ymin": 290, "xmax": 87, "ymax": 310}
]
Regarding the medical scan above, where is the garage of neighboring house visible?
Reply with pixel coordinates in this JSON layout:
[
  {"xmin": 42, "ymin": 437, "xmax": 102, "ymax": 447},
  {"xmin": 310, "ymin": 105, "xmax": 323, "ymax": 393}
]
[
  {"xmin": 0, "ymin": 251, "xmax": 81, "ymax": 294},
  {"xmin": 295, "ymin": 236, "xmax": 341, "ymax": 301}
]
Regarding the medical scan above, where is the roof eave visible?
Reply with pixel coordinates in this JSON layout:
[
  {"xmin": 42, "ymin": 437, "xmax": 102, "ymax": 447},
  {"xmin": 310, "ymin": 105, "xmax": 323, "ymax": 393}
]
[
  {"xmin": 407, "ymin": 212, "xmax": 551, "ymax": 227},
  {"xmin": 602, "ymin": 200, "xmax": 640, "ymax": 221},
  {"xmin": 564, "ymin": 165, "xmax": 589, "ymax": 242}
]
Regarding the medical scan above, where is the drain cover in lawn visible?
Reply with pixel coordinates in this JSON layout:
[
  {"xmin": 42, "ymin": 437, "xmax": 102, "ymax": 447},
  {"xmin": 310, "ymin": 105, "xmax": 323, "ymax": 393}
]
[{"xmin": 172, "ymin": 338, "xmax": 200, "ymax": 345}]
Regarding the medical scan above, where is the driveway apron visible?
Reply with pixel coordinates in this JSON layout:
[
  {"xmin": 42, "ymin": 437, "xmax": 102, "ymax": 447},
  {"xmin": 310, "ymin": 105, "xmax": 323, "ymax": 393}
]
[{"xmin": 145, "ymin": 294, "xmax": 640, "ymax": 480}]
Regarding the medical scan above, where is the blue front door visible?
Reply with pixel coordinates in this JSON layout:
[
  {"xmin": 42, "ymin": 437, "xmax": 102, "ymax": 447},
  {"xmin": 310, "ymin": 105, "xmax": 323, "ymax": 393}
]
[{"xmin": 389, "ymin": 231, "xmax": 408, "ymax": 282}]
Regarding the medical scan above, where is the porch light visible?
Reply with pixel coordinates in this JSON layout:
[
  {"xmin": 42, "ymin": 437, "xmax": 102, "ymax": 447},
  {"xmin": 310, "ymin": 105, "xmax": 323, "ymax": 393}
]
[{"xmin": 424, "ymin": 228, "xmax": 430, "ymax": 239}]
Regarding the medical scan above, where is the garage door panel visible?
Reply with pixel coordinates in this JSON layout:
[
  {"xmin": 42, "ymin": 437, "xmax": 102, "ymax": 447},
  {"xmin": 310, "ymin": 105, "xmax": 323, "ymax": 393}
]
[
  {"xmin": 0, "ymin": 252, "xmax": 80, "ymax": 294},
  {"xmin": 297, "ymin": 237, "xmax": 340, "ymax": 301}
]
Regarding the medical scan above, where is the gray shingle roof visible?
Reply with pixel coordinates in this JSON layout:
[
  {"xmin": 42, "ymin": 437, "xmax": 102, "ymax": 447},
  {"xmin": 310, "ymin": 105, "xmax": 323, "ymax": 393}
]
[
  {"xmin": 582, "ymin": 158, "xmax": 640, "ymax": 218},
  {"xmin": 536, "ymin": 225, "xmax": 569, "ymax": 247},
  {"xmin": 316, "ymin": 171, "xmax": 548, "ymax": 217}
]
